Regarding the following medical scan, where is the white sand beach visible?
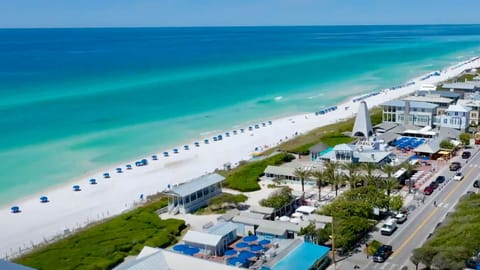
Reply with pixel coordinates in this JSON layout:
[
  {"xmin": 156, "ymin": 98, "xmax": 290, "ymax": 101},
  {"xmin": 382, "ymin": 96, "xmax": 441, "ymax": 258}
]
[{"xmin": 1, "ymin": 57, "xmax": 480, "ymax": 259}]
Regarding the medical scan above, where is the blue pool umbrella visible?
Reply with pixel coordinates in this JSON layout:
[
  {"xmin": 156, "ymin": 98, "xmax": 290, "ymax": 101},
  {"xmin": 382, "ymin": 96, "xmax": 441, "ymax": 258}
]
[
  {"xmin": 173, "ymin": 244, "xmax": 188, "ymax": 252},
  {"xmin": 243, "ymin": 235, "xmax": 258, "ymax": 242},
  {"xmin": 238, "ymin": 250, "xmax": 256, "ymax": 260},
  {"xmin": 249, "ymin": 245, "xmax": 263, "ymax": 252},
  {"xmin": 11, "ymin": 206, "xmax": 20, "ymax": 213},
  {"xmin": 73, "ymin": 185, "xmax": 81, "ymax": 191},
  {"xmin": 116, "ymin": 167, "xmax": 122, "ymax": 173},
  {"xmin": 422, "ymin": 156, "xmax": 429, "ymax": 160},
  {"xmin": 103, "ymin": 172, "xmax": 110, "ymax": 178},
  {"xmin": 227, "ymin": 257, "xmax": 240, "ymax": 266},
  {"xmin": 126, "ymin": 164, "xmax": 132, "ymax": 170},
  {"xmin": 236, "ymin": 242, "xmax": 248, "ymax": 248},
  {"xmin": 259, "ymin": 239, "xmax": 271, "ymax": 246},
  {"xmin": 89, "ymin": 178, "xmax": 97, "ymax": 185},
  {"xmin": 224, "ymin": 249, "xmax": 237, "ymax": 256},
  {"xmin": 183, "ymin": 247, "xmax": 200, "ymax": 256},
  {"xmin": 40, "ymin": 196, "xmax": 49, "ymax": 203}
]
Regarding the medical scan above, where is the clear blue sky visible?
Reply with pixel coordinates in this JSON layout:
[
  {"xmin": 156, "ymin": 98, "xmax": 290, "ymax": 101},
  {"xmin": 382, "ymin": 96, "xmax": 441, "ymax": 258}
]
[{"xmin": 1, "ymin": 0, "xmax": 479, "ymax": 28}]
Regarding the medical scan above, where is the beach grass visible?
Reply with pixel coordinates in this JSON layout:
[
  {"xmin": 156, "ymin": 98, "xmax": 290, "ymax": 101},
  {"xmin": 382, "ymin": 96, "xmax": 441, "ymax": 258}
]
[
  {"xmin": 219, "ymin": 152, "xmax": 295, "ymax": 192},
  {"xmin": 194, "ymin": 193, "xmax": 248, "ymax": 215},
  {"xmin": 15, "ymin": 199, "xmax": 186, "ymax": 270}
]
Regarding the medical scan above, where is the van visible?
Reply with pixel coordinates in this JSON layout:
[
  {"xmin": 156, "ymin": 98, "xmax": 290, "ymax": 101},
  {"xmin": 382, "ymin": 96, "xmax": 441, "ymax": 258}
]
[{"xmin": 381, "ymin": 219, "xmax": 397, "ymax": 235}]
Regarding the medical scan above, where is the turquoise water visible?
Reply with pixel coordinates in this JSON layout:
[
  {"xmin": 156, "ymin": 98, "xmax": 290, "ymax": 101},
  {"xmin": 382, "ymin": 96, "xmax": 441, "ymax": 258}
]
[
  {"xmin": 2, "ymin": 25, "xmax": 480, "ymax": 205},
  {"xmin": 268, "ymin": 242, "xmax": 330, "ymax": 270}
]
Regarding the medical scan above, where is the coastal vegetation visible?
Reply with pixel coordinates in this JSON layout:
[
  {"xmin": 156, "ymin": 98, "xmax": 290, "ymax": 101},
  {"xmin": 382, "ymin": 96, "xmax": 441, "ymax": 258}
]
[
  {"xmin": 219, "ymin": 152, "xmax": 295, "ymax": 192},
  {"xmin": 194, "ymin": 193, "xmax": 248, "ymax": 214},
  {"xmin": 260, "ymin": 186, "xmax": 294, "ymax": 209},
  {"xmin": 15, "ymin": 199, "xmax": 186, "ymax": 270},
  {"xmin": 411, "ymin": 194, "xmax": 480, "ymax": 270}
]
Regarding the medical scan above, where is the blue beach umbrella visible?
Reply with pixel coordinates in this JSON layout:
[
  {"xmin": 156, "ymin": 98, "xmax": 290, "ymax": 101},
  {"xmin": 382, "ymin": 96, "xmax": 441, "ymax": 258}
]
[
  {"xmin": 163, "ymin": 151, "xmax": 169, "ymax": 157},
  {"xmin": 103, "ymin": 172, "xmax": 110, "ymax": 178},
  {"xmin": 173, "ymin": 244, "xmax": 188, "ymax": 252},
  {"xmin": 240, "ymin": 128, "xmax": 245, "ymax": 133},
  {"xmin": 204, "ymin": 139, "xmax": 209, "ymax": 144},
  {"xmin": 236, "ymin": 242, "xmax": 248, "ymax": 248},
  {"xmin": 233, "ymin": 130, "xmax": 237, "ymax": 135},
  {"xmin": 173, "ymin": 148, "xmax": 179, "ymax": 154},
  {"xmin": 225, "ymin": 132, "xmax": 230, "ymax": 137},
  {"xmin": 194, "ymin": 142, "xmax": 200, "ymax": 147},
  {"xmin": 184, "ymin": 145, "xmax": 189, "ymax": 150},
  {"xmin": 40, "ymin": 196, "xmax": 49, "ymax": 203},
  {"xmin": 259, "ymin": 239, "xmax": 271, "ymax": 246},
  {"xmin": 249, "ymin": 245, "xmax": 263, "ymax": 252},
  {"xmin": 213, "ymin": 136, "xmax": 218, "ymax": 141},
  {"xmin": 224, "ymin": 249, "xmax": 237, "ymax": 256},
  {"xmin": 152, "ymin": 155, "xmax": 158, "ymax": 160},
  {"xmin": 243, "ymin": 235, "xmax": 258, "ymax": 242},
  {"xmin": 10, "ymin": 206, "xmax": 20, "ymax": 213},
  {"xmin": 116, "ymin": 167, "xmax": 123, "ymax": 173},
  {"xmin": 73, "ymin": 185, "xmax": 81, "ymax": 191},
  {"xmin": 126, "ymin": 164, "xmax": 132, "ymax": 170},
  {"xmin": 89, "ymin": 178, "xmax": 97, "ymax": 185},
  {"xmin": 183, "ymin": 247, "xmax": 200, "ymax": 256}
]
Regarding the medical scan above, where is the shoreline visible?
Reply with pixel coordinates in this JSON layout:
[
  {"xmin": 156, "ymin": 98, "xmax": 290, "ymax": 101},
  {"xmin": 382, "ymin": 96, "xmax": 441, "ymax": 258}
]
[{"xmin": 2, "ymin": 57, "xmax": 480, "ymax": 259}]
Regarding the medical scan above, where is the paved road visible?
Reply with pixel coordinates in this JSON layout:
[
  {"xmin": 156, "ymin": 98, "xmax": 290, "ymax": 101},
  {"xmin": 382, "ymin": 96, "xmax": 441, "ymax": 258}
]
[{"xmin": 333, "ymin": 146, "xmax": 480, "ymax": 270}]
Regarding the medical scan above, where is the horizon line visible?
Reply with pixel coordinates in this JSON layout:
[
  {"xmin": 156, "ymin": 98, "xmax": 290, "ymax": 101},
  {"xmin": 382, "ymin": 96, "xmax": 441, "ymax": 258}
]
[{"xmin": 1, "ymin": 23, "xmax": 480, "ymax": 30}]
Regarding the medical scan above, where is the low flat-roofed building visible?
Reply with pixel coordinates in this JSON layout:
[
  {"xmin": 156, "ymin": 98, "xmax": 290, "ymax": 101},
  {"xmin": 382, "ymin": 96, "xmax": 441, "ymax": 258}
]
[
  {"xmin": 115, "ymin": 247, "xmax": 238, "ymax": 270},
  {"xmin": 163, "ymin": 173, "xmax": 224, "ymax": 214},
  {"xmin": 309, "ymin": 142, "xmax": 330, "ymax": 160},
  {"xmin": 183, "ymin": 230, "xmax": 226, "ymax": 256},
  {"xmin": 0, "ymin": 260, "xmax": 37, "ymax": 270}
]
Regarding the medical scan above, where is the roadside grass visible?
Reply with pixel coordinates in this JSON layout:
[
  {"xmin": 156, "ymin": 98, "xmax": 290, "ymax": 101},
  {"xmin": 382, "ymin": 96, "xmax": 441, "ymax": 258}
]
[{"xmin": 15, "ymin": 199, "xmax": 186, "ymax": 270}]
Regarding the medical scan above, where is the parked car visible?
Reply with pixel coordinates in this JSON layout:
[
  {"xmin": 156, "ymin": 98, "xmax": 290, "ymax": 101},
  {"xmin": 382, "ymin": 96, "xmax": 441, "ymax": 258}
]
[
  {"xmin": 462, "ymin": 151, "xmax": 471, "ymax": 159},
  {"xmin": 373, "ymin": 245, "xmax": 393, "ymax": 263},
  {"xmin": 380, "ymin": 219, "xmax": 397, "ymax": 235},
  {"xmin": 474, "ymin": 180, "xmax": 480, "ymax": 188},
  {"xmin": 453, "ymin": 172, "xmax": 464, "ymax": 181},
  {"xmin": 435, "ymin": 175, "xmax": 446, "ymax": 184},
  {"xmin": 394, "ymin": 213, "xmax": 407, "ymax": 224},
  {"xmin": 424, "ymin": 186, "xmax": 434, "ymax": 195},
  {"xmin": 429, "ymin": 181, "xmax": 439, "ymax": 190},
  {"xmin": 449, "ymin": 162, "xmax": 461, "ymax": 171}
]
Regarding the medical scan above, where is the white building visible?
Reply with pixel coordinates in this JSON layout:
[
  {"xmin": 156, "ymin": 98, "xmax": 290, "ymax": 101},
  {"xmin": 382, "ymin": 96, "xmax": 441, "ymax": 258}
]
[
  {"xmin": 381, "ymin": 100, "xmax": 438, "ymax": 127},
  {"xmin": 434, "ymin": 104, "xmax": 472, "ymax": 131}
]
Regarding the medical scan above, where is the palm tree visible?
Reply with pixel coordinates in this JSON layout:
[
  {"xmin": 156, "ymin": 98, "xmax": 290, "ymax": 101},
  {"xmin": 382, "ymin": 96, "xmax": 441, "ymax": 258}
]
[
  {"xmin": 341, "ymin": 163, "xmax": 360, "ymax": 189},
  {"xmin": 382, "ymin": 164, "xmax": 397, "ymax": 179},
  {"xmin": 363, "ymin": 174, "xmax": 383, "ymax": 187},
  {"xmin": 403, "ymin": 161, "xmax": 420, "ymax": 193},
  {"xmin": 310, "ymin": 169, "xmax": 326, "ymax": 201},
  {"xmin": 361, "ymin": 163, "xmax": 378, "ymax": 178},
  {"xmin": 382, "ymin": 177, "xmax": 399, "ymax": 211},
  {"xmin": 324, "ymin": 161, "xmax": 343, "ymax": 197},
  {"xmin": 294, "ymin": 168, "xmax": 311, "ymax": 194}
]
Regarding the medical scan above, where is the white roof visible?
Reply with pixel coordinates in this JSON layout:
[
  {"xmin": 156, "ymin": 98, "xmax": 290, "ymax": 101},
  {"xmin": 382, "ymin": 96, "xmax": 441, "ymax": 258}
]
[
  {"xmin": 295, "ymin": 206, "xmax": 316, "ymax": 214},
  {"xmin": 183, "ymin": 230, "xmax": 222, "ymax": 247},
  {"xmin": 419, "ymin": 84, "xmax": 437, "ymax": 91},
  {"xmin": 446, "ymin": 104, "xmax": 472, "ymax": 113},
  {"xmin": 333, "ymin": 144, "xmax": 355, "ymax": 151},
  {"xmin": 165, "ymin": 173, "xmax": 224, "ymax": 197},
  {"xmin": 403, "ymin": 95, "xmax": 453, "ymax": 104}
]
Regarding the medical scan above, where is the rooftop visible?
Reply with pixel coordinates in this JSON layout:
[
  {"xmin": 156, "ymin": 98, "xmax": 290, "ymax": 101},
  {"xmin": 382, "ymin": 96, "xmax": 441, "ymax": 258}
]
[
  {"xmin": 442, "ymin": 82, "xmax": 480, "ymax": 90},
  {"xmin": 446, "ymin": 104, "xmax": 472, "ymax": 113},
  {"xmin": 416, "ymin": 90, "xmax": 461, "ymax": 99},
  {"xmin": 183, "ymin": 230, "xmax": 223, "ymax": 247},
  {"xmin": 382, "ymin": 100, "xmax": 438, "ymax": 109},
  {"xmin": 206, "ymin": 222, "xmax": 239, "ymax": 236},
  {"xmin": 308, "ymin": 142, "xmax": 330, "ymax": 153},
  {"xmin": 164, "ymin": 173, "xmax": 224, "ymax": 197},
  {"xmin": 403, "ymin": 95, "xmax": 453, "ymax": 104}
]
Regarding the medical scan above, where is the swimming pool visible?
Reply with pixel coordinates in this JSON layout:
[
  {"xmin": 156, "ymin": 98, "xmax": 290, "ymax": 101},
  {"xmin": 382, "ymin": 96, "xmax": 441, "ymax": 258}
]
[{"xmin": 269, "ymin": 242, "xmax": 330, "ymax": 270}]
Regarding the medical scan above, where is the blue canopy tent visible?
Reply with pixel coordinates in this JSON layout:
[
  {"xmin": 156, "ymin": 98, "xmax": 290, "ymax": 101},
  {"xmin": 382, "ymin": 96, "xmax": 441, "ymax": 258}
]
[
  {"xmin": 152, "ymin": 155, "xmax": 158, "ymax": 160},
  {"xmin": 268, "ymin": 120, "xmax": 272, "ymax": 125},
  {"xmin": 173, "ymin": 244, "xmax": 188, "ymax": 252},
  {"xmin": 254, "ymin": 124, "xmax": 259, "ymax": 129},
  {"xmin": 240, "ymin": 128, "xmax": 245, "ymax": 133},
  {"xmin": 126, "ymin": 164, "xmax": 132, "ymax": 170},
  {"xmin": 116, "ymin": 167, "xmax": 123, "ymax": 173},
  {"xmin": 194, "ymin": 142, "xmax": 200, "ymax": 147},
  {"xmin": 89, "ymin": 178, "xmax": 97, "ymax": 185},
  {"xmin": 184, "ymin": 145, "xmax": 189, "ymax": 150},
  {"xmin": 10, "ymin": 206, "xmax": 20, "ymax": 213},
  {"xmin": 236, "ymin": 242, "xmax": 248, "ymax": 248},
  {"xmin": 232, "ymin": 130, "xmax": 237, "ymax": 135},
  {"xmin": 163, "ymin": 151, "xmax": 169, "ymax": 157},
  {"xmin": 183, "ymin": 247, "xmax": 200, "ymax": 256},
  {"xmin": 173, "ymin": 148, "xmax": 179, "ymax": 154},
  {"xmin": 224, "ymin": 249, "xmax": 238, "ymax": 256},
  {"xmin": 225, "ymin": 132, "xmax": 230, "ymax": 137},
  {"xmin": 73, "ymin": 185, "xmax": 81, "ymax": 191},
  {"xmin": 213, "ymin": 136, "xmax": 218, "ymax": 142},
  {"xmin": 258, "ymin": 239, "xmax": 271, "ymax": 246},
  {"xmin": 248, "ymin": 126, "xmax": 253, "ymax": 131},
  {"xmin": 103, "ymin": 172, "xmax": 110, "ymax": 178},
  {"xmin": 40, "ymin": 196, "xmax": 49, "ymax": 203},
  {"xmin": 217, "ymin": 135, "xmax": 223, "ymax": 140},
  {"xmin": 243, "ymin": 235, "xmax": 258, "ymax": 242},
  {"xmin": 262, "ymin": 123, "xmax": 266, "ymax": 127},
  {"xmin": 204, "ymin": 139, "xmax": 209, "ymax": 144}
]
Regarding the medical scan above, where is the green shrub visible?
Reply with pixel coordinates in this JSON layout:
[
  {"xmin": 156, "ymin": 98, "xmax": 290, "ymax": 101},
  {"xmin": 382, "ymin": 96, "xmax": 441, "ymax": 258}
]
[{"xmin": 15, "ymin": 199, "xmax": 185, "ymax": 270}]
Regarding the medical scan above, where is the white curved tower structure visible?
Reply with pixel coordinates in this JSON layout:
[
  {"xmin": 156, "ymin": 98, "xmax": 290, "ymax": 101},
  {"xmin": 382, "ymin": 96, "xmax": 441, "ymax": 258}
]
[{"xmin": 352, "ymin": 101, "xmax": 374, "ymax": 139}]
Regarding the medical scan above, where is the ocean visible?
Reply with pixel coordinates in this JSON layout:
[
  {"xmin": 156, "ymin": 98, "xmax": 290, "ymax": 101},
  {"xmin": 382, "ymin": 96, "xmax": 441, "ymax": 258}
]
[{"xmin": 1, "ymin": 25, "xmax": 480, "ymax": 205}]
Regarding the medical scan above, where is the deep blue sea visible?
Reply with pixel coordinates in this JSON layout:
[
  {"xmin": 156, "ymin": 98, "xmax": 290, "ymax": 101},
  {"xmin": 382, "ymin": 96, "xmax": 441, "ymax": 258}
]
[{"xmin": 1, "ymin": 25, "xmax": 480, "ymax": 205}]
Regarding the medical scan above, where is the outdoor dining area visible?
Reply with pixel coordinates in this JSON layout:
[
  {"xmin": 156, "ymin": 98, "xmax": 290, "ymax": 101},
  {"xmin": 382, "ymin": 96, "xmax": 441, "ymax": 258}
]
[{"xmin": 224, "ymin": 235, "xmax": 272, "ymax": 267}]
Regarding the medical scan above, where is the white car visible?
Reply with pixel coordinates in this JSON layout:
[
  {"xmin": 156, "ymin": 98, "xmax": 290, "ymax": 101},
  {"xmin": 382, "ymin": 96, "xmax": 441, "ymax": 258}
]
[
  {"xmin": 394, "ymin": 213, "xmax": 407, "ymax": 224},
  {"xmin": 453, "ymin": 172, "xmax": 464, "ymax": 181}
]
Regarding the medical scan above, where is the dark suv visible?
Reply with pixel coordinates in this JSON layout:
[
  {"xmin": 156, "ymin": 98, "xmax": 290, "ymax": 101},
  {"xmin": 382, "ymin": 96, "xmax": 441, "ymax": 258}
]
[
  {"xmin": 373, "ymin": 245, "xmax": 393, "ymax": 263},
  {"xmin": 435, "ymin": 176, "xmax": 446, "ymax": 184},
  {"xmin": 449, "ymin": 162, "xmax": 461, "ymax": 171},
  {"xmin": 474, "ymin": 180, "xmax": 480, "ymax": 188},
  {"xmin": 462, "ymin": 151, "xmax": 471, "ymax": 159}
]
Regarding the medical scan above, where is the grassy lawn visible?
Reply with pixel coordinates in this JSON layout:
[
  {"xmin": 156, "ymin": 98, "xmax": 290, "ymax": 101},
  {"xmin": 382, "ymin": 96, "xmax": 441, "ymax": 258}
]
[
  {"xmin": 15, "ymin": 199, "xmax": 186, "ymax": 270},
  {"xmin": 219, "ymin": 152, "xmax": 295, "ymax": 192}
]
